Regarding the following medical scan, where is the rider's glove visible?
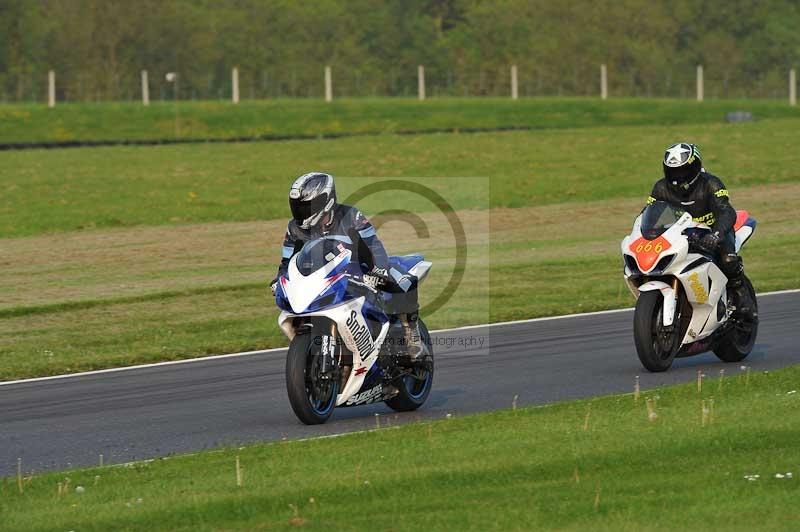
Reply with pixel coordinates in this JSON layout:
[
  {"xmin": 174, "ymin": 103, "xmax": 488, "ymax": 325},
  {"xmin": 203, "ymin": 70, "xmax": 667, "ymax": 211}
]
[
  {"xmin": 699, "ymin": 231, "xmax": 722, "ymax": 251},
  {"xmin": 361, "ymin": 275, "xmax": 380, "ymax": 290},
  {"xmin": 370, "ymin": 267, "xmax": 390, "ymax": 280},
  {"xmin": 365, "ymin": 267, "xmax": 390, "ymax": 289}
]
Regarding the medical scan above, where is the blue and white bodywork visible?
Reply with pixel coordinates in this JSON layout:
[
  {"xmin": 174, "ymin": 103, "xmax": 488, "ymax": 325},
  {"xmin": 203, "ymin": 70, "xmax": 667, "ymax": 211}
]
[{"xmin": 276, "ymin": 236, "xmax": 430, "ymax": 407}]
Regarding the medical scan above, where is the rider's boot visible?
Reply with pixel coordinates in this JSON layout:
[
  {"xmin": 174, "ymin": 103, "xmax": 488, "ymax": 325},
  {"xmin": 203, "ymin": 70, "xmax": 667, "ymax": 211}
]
[
  {"xmin": 728, "ymin": 276, "xmax": 755, "ymax": 321},
  {"xmin": 401, "ymin": 312, "xmax": 425, "ymax": 361},
  {"xmin": 723, "ymin": 254, "xmax": 754, "ymax": 320}
]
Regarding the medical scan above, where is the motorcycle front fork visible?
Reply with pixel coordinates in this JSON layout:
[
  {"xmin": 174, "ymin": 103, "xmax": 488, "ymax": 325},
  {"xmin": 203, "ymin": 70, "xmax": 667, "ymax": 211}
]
[{"xmin": 318, "ymin": 322, "xmax": 338, "ymax": 378}]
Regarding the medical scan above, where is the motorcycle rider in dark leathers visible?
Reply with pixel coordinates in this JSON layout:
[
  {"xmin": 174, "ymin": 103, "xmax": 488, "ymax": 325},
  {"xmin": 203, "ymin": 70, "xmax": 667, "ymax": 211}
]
[
  {"xmin": 647, "ymin": 142, "xmax": 754, "ymax": 319},
  {"xmin": 271, "ymin": 172, "xmax": 425, "ymax": 360}
]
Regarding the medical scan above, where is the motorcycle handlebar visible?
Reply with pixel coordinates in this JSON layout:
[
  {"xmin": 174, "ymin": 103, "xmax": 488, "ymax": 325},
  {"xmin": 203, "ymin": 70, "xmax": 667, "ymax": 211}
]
[
  {"xmin": 682, "ymin": 229, "xmax": 717, "ymax": 257},
  {"xmin": 343, "ymin": 273, "xmax": 381, "ymax": 294}
]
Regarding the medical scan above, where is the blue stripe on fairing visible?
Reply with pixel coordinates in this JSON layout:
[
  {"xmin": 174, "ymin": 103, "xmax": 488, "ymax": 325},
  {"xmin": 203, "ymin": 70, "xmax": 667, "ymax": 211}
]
[
  {"xmin": 358, "ymin": 226, "xmax": 377, "ymax": 238},
  {"xmin": 282, "ymin": 246, "xmax": 294, "ymax": 258}
]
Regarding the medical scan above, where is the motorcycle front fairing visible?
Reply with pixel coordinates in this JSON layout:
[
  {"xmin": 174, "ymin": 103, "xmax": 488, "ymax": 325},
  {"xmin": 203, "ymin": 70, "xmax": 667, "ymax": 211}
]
[
  {"xmin": 621, "ymin": 207, "xmax": 693, "ymax": 298},
  {"xmin": 275, "ymin": 236, "xmax": 390, "ymax": 406},
  {"xmin": 277, "ymin": 298, "xmax": 389, "ymax": 406},
  {"xmin": 621, "ymin": 202, "xmax": 729, "ymax": 344}
]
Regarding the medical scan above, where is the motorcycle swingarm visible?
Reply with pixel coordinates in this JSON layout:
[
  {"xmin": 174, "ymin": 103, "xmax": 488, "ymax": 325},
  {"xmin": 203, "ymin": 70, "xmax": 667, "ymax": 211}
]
[
  {"xmin": 675, "ymin": 318, "xmax": 753, "ymax": 357},
  {"xmin": 382, "ymin": 364, "xmax": 428, "ymax": 384}
]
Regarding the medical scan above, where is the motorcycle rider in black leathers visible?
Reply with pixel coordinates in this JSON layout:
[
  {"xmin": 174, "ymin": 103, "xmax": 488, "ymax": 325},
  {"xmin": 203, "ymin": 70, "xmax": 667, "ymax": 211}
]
[
  {"xmin": 648, "ymin": 142, "xmax": 754, "ymax": 319},
  {"xmin": 271, "ymin": 172, "xmax": 425, "ymax": 360}
]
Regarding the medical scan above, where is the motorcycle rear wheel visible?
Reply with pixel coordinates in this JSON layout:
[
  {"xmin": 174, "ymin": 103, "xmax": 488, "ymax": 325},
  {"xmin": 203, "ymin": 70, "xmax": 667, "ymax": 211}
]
[
  {"xmin": 286, "ymin": 333, "xmax": 338, "ymax": 425},
  {"xmin": 634, "ymin": 291, "xmax": 679, "ymax": 372},
  {"xmin": 714, "ymin": 276, "xmax": 758, "ymax": 363},
  {"xmin": 386, "ymin": 320, "xmax": 434, "ymax": 412}
]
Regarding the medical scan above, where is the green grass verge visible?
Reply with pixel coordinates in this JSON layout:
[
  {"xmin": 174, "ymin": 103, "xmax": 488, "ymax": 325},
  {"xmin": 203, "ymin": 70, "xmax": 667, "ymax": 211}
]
[
  {"xmin": 2, "ymin": 97, "xmax": 800, "ymax": 145},
  {"xmin": 3, "ymin": 118, "xmax": 800, "ymax": 238},
  {"xmin": 3, "ymin": 364, "xmax": 799, "ymax": 530}
]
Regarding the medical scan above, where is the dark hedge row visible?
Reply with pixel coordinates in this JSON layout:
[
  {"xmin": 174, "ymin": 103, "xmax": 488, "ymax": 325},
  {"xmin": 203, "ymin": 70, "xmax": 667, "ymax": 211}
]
[{"xmin": 2, "ymin": 0, "xmax": 799, "ymax": 102}]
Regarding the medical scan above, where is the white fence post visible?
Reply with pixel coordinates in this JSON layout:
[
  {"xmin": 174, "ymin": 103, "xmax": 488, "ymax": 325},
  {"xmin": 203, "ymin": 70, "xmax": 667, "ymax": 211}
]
[
  {"xmin": 325, "ymin": 66, "xmax": 332, "ymax": 102},
  {"xmin": 232, "ymin": 67, "xmax": 239, "ymax": 104},
  {"xmin": 600, "ymin": 64, "xmax": 608, "ymax": 100},
  {"xmin": 141, "ymin": 70, "xmax": 150, "ymax": 106},
  {"xmin": 418, "ymin": 65, "xmax": 426, "ymax": 100},
  {"xmin": 510, "ymin": 65, "xmax": 518, "ymax": 100},
  {"xmin": 790, "ymin": 68, "xmax": 797, "ymax": 106},
  {"xmin": 48, "ymin": 70, "xmax": 55, "ymax": 107},
  {"xmin": 696, "ymin": 65, "xmax": 704, "ymax": 102}
]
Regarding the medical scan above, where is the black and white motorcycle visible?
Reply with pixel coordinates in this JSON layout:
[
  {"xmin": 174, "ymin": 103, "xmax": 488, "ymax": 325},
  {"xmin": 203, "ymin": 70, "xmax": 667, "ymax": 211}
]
[{"xmin": 621, "ymin": 201, "xmax": 758, "ymax": 372}]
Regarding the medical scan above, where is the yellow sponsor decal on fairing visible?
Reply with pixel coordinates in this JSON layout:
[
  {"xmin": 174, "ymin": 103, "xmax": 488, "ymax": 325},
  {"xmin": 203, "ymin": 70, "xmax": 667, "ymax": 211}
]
[
  {"xmin": 688, "ymin": 272, "xmax": 708, "ymax": 304},
  {"xmin": 714, "ymin": 189, "xmax": 729, "ymax": 198}
]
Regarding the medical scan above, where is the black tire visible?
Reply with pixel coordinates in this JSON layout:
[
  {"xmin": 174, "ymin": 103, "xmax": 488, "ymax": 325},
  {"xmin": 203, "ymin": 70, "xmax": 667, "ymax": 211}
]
[
  {"xmin": 286, "ymin": 333, "xmax": 338, "ymax": 425},
  {"xmin": 385, "ymin": 320, "xmax": 434, "ymax": 412},
  {"xmin": 714, "ymin": 276, "xmax": 758, "ymax": 363},
  {"xmin": 634, "ymin": 291, "xmax": 678, "ymax": 372}
]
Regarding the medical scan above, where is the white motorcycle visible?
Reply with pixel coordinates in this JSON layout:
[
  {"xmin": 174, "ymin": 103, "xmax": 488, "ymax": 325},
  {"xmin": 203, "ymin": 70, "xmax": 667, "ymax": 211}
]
[
  {"xmin": 275, "ymin": 236, "xmax": 434, "ymax": 424},
  {"xmin": 621, "ymin": 201, "xmax": 758, "ymax": 372}
]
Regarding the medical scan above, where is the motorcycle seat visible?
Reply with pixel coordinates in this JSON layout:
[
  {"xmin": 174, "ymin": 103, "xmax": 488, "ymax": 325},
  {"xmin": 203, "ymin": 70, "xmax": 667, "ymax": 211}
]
[{"xmin": 733, "ymin": 210, "xmax": 757, "ymax": 253}]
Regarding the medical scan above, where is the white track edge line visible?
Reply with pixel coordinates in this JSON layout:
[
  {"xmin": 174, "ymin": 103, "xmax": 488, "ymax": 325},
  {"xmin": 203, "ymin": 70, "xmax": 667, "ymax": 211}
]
[
  {"xmin": 0, "ymin": 347, "xmax": 288, "ymax": 387},
  {"xmin": 2, "ymin": 288, "xmax": 797, "ymax": 387}
]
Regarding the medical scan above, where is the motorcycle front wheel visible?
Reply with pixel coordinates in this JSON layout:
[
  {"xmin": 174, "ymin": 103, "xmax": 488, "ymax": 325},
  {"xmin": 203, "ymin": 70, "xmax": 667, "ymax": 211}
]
[
  {"xmin": 286, "ymin": 332, "xmax": 338, "ymax": 425},
  {"xmin": 634, "ymin": 291, "xmax": 679, "ymax": 372}
]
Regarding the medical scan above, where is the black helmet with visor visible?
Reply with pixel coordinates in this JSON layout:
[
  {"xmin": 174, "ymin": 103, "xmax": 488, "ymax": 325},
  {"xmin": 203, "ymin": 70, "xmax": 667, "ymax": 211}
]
[{"xmin": 663, "ymin": 142, "xmax": 703, "ymax": 194}]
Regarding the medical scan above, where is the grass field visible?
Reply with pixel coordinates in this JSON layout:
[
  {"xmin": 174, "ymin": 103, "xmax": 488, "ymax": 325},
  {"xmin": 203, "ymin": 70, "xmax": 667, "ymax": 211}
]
[
  {"xmin": 0, "ymin": 116, "xmax": 800, "ymax": 237},
  {"xmin": 3, "ymin": 116, "xmax": 800, "ymax": 238},
  {"xmin": 3, "ymin": 363, "xmax": 799, "ymax": 530},
  {"xmin": 2, "ymin": 115, "xmax": 800, "ymax": 380},
  {"xmin": 2, "ymin": 97, "xmax": 800, "ymax": 145}
]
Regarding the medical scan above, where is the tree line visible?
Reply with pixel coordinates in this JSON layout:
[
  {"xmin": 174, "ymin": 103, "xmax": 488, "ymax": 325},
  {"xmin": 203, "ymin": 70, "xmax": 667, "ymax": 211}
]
[{"xmin": 1, "ymin": 0, "xmax": 799, "ymax": 102}]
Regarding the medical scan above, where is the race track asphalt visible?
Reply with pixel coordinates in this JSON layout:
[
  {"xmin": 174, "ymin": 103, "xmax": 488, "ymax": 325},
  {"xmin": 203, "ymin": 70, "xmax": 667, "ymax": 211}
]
[{"xmin": 1, "ymin": 291, "xmax": 798, "ymax": 477}]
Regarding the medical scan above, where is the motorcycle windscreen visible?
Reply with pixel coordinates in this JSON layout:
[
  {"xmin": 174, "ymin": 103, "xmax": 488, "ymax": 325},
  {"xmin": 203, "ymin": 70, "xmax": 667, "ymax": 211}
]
[
  {"xmin": 640, "ymin": 201, "xmax": 686, "ymax": 240},
  {"xmin": 295, "ymin": 236, "xmax": 352, "ymax": 276}
]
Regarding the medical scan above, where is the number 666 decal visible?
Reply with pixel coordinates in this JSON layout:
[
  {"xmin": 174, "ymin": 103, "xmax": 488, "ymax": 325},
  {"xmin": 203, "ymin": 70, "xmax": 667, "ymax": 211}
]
[
  {"xmin": 635, "ymin": 241, "xmax": 664, "ymax": 253},
  {"xmin": 629, "ymin": 236, "xmax": 672, "ymax": 272}
]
